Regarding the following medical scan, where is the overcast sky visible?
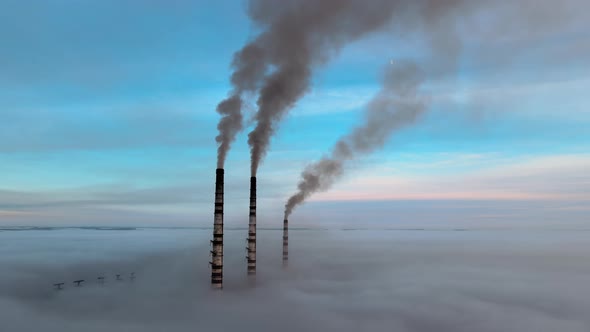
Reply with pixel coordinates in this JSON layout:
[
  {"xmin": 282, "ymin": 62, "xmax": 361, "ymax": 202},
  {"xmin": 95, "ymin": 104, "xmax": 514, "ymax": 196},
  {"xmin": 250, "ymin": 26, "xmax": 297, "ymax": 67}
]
[{"xmin": 0, "ymin": 0, "xmax": 588, "ymax": 227}]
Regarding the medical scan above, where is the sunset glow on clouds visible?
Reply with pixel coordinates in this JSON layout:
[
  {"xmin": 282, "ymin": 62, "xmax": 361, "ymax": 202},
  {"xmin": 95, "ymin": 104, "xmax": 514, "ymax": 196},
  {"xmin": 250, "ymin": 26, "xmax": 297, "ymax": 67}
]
[{"xmin": 315, "ymin": 154, "xmax": 590, "ymax": 202}]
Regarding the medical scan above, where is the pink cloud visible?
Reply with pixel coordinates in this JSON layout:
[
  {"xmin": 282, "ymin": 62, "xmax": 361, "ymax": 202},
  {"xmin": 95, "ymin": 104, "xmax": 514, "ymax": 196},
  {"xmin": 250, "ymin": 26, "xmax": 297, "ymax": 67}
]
[{"xmin": 312, "ymin": 154, "xmax": 590, "ymax": 202}]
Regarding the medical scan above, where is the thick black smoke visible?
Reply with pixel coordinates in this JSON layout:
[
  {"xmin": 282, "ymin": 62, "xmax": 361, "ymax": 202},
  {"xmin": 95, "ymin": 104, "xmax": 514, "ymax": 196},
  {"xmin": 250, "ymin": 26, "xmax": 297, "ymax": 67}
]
[{"xmin": 285, "ymin": 62, "xmax": 426, "ymax": 217}]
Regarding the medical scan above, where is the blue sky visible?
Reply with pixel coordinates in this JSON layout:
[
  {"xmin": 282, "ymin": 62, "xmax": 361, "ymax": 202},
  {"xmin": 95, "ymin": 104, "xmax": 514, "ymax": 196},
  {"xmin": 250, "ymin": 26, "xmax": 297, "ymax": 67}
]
[{"xmin": 1, "ymin": 0, "xmax": 588, "ymax": 228}]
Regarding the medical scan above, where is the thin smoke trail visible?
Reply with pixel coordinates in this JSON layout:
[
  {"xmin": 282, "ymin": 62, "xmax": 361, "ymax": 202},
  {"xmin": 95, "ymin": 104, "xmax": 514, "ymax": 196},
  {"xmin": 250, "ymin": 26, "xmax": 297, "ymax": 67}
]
[
  {"xmin": 285, "ymin": 61, "xmax": 427, "ymax": 217},
  {"xmin": 215, "ymin": 43, "xmax": 268, "ymax": 168}
]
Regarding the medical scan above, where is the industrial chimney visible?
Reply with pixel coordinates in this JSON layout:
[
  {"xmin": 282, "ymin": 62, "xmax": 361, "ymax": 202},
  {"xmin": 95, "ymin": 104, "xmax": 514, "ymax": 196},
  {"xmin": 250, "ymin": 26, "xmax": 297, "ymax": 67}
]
[
  {"xmin": 282, "ymin": 218, "xmax": 288, "ymax": 267},
  {"xmin": 210, "ymin": 168, "xmax": 224, "ymax": 289},
  {"xmin": 247, "ymin": 177, "xmax": 257, "ymax": 275}
]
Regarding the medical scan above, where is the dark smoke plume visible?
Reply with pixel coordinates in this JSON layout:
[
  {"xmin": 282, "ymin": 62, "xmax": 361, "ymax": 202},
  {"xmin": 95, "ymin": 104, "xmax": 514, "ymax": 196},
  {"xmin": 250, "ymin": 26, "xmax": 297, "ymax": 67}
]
[
  {"xmin": 217, "ymin": 0, "xmax": 582, "ymax": 171},
  {"xmin": 285, "ymin": 62, "xmax": 426, "ymax": 217},
  {"xmin": 215, "ymin": 0, "xmax": 466, "ymax": 172},
  {"xmin": 215, "ymin": 41, "xmax": 269, "ymax": 168},
  {"xmin": 282, "ymin": 0, "xmax": 587, "ymax": 216},
  {"xmin": 245, "ymin": 0, "xmax": 424, "ymax": 176}
]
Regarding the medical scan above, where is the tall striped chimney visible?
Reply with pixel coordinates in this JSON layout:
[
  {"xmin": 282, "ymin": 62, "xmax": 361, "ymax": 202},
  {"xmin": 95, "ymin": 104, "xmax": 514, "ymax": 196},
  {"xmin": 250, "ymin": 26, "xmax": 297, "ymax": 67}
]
[
  {"xmin": 210, "ymin": 168, "xmax": 224, "ymax": 289},
  {"xmin": 282, "ymin": 218, "xmax": 288, "ymax": 267},
  {"xmin": 247, "ymin": 177, "xmax": 257, "ymax": 275}
]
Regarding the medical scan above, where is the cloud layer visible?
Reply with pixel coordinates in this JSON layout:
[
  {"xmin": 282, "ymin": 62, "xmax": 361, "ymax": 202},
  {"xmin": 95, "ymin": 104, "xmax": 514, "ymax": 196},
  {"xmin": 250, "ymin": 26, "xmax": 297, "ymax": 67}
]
[{"xmin": 2, "ymin": 228, "xmax": 590, "ymax": 331}]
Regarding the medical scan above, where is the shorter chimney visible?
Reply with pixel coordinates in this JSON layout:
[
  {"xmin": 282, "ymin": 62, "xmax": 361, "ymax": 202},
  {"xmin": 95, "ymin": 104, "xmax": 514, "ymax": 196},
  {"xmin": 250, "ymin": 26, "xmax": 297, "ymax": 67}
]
[{"xmin": 282, "ymin": 218, "xmax": 288, "ymax": 267}]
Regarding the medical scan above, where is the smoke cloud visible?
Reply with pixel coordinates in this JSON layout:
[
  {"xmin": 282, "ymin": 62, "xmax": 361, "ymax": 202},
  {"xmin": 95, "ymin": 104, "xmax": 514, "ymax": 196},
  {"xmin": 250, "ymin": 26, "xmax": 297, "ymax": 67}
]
[
  {"xmin": 285, "ymin": 62, "xmax": 426, "ymax": 217},
  {"xmin": 283, "ymin": 0, "xmax": 588, "ymax": 217},
  {"xmin": 216, "ymin": 0, "xmax": 495, "ymax": 172},
  {"xmin": 243, "ymin": 0, "xmax": 460, "ymax": 176},
  {"xmin": 215, "ymin": 42, "xmax": 269, "ymax": 168}
]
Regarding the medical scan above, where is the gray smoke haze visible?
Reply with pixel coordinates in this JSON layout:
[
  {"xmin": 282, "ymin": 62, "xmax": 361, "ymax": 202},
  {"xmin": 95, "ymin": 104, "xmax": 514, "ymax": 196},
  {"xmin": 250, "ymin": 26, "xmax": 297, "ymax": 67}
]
[
  {"xmin": 221, "ymin": 0, "xmax": 549, "ymax": 173},
  {"xmin": 283, "ymin": 0, "xmax": 588, "ymax": 217},
  {"xmin": 244, "ymin": 0, "xmax": 466, "ymax": 176},
  {"xmin": 215, "ymin": 39, "xmax": 271, "ymax": 168},
  {"xmin": 2, "ymin": 228, "xmax": 590, "ymax": 331},
  {"xmin": 285, "ymin": 62, "xmax": 426, "ymax": 217},
  {"xmin": 215, "ymin": 95, "xmax": 243, "ymax": 168}
]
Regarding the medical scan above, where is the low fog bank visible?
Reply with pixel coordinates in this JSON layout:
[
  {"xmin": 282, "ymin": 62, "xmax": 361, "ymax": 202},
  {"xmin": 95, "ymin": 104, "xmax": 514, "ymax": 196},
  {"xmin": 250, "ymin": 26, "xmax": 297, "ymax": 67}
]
[{"xmin": 1, "ymin": 228, "xmax": 590, "ymax": 332}]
